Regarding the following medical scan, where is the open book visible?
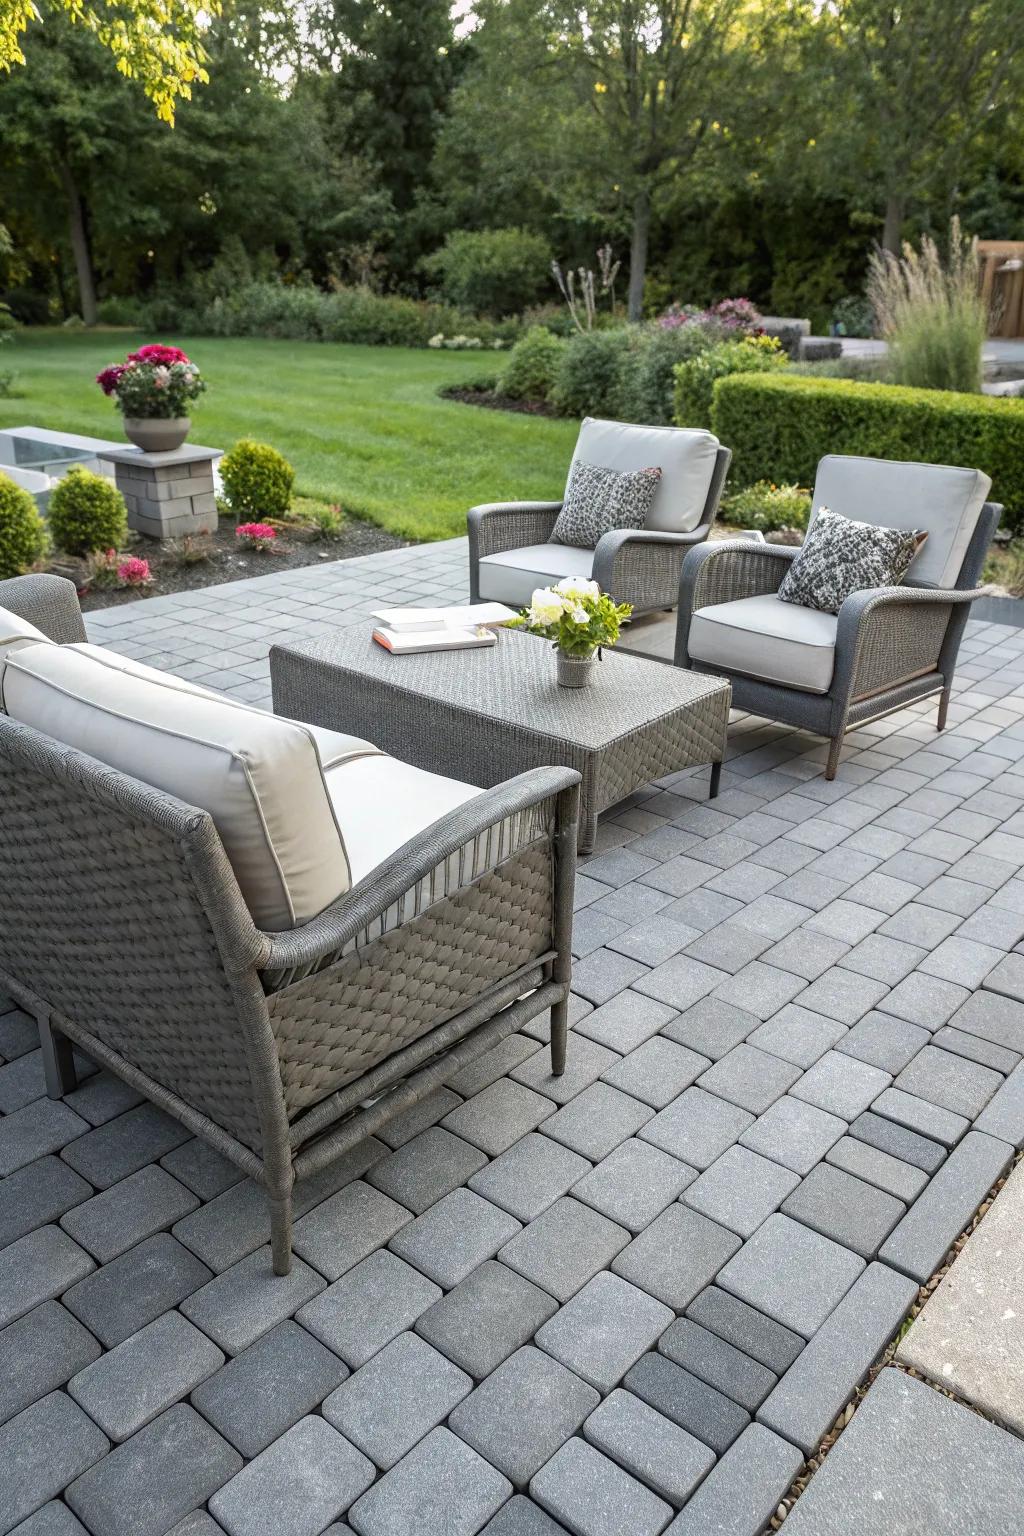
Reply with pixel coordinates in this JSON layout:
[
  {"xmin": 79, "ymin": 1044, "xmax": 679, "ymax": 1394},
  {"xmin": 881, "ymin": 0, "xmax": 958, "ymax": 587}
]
[{"xmin": 372, "ymin": 602, "xmax": 516, "ymax": 655}]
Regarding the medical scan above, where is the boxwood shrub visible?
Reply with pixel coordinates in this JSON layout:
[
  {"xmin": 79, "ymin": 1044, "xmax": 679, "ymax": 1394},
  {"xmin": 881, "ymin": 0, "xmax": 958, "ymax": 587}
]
[
  {"xmin": 550, "ymin": 328, "xmax": 634, "ymax": 418},
  {"xmin": 712, "ymin": 372, "xmax": 1024, "ymax": 532},
  {"xmin": 47, "ymin": 467, "xmax": 128, "ymax": 556},
  {"xmin": 220, "ymin": 439, "xmax": 295, "ymax": 518},
  {"xmin": 0, "ymin": 471, "xmax": 48, "ymax": 578},
  {"xmin": 501, "ymin": 325, "xmax": 567, "ymax": 402}
]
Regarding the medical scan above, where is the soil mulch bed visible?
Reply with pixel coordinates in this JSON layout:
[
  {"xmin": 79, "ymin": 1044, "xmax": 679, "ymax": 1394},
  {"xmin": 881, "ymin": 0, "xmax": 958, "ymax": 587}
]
[
  {"xmin": 64, "ymin": 517, "xmax": 407, "ymax": 613},
  {"xmin": 440, "ymin": 383, "xmax": 560, "ymax": 418}
]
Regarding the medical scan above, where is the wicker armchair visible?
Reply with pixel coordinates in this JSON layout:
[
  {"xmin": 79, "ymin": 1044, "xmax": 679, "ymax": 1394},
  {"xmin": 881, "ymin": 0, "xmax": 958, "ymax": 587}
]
[
  {"xmin": 0, "ymin": 574, "xmax": 580, "ymax": 1275},
  {"xmin": 468, "ymin": 417, "xmax": 731, "ymax": 615},
  {"xmin": 674, "ymin": 456, "xmax": 1001, "ymax": 778}
]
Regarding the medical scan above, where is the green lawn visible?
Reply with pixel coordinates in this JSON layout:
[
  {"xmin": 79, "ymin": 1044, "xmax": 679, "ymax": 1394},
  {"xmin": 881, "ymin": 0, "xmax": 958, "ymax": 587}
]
[{"xmin": 1, "ymin": 331, "xmax": 578, "ymax": 541}]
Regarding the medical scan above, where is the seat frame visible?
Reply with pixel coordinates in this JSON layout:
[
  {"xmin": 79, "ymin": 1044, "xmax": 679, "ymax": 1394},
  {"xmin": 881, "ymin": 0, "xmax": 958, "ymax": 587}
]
[
  {"xmin": 0, "ymin": 575, "xmax": 580, "ymax": 1275},
  {"xmin": 674, "ymin": 503, "xmax": 1001, "ymax": 778},
  {"xmin": 468, "ymin": 445, "xmax": 732, "ymax": 614}
]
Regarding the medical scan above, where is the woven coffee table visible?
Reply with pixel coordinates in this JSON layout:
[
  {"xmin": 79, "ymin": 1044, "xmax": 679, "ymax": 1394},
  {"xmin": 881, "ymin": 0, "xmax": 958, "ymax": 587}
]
[{"xmin": 270, "ymin": 628, "xmax": 731, "ymax": 853}]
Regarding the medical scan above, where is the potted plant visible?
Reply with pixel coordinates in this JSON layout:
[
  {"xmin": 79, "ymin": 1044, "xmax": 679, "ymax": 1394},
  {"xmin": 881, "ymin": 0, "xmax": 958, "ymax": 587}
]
[
  {"xmin": 511, "ymin": 577, "xmax": 631, "ymax": 687},
  {"xmin": 96, "ymin": 344, "xmax": 206, "ymax": 453}
]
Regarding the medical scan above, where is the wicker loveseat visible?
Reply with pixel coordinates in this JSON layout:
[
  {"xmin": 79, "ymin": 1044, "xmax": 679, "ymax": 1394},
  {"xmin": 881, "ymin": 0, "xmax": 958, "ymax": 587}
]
[{"xmin": 0, "ymin": 573, "xmax": 579, "ymax": 1273}]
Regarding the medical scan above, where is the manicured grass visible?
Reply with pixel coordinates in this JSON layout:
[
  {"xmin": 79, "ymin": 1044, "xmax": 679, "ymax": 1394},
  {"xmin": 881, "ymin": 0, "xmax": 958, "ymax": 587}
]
[{"xmin": 1, "ymin": 331, "xmax": 579, "ymax": 541}]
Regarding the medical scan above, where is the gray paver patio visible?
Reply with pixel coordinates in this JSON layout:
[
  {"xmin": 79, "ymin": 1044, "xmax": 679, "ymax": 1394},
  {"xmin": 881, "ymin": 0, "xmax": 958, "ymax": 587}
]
[{"xmin": 3, "ymin": 542, "xmax": 1024, "ymax": 1532}]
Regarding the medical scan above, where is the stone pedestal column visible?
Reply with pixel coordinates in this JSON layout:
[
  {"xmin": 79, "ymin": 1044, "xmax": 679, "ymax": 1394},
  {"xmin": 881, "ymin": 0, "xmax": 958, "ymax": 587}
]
[{"xmin": 100, "ymin": 444, "xmax": 220, "ymax": 540}]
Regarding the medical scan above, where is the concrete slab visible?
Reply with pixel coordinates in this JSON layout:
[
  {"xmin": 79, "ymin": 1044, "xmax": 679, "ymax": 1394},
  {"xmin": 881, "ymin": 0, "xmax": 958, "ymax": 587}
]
[
  {"xmin": 896, "ymin": 1158, "xmax": 1024, "ymax": 1432},
  {"xmin": 782, "ymin": 1367, "xmax": 1024, "ymax": 1536}
]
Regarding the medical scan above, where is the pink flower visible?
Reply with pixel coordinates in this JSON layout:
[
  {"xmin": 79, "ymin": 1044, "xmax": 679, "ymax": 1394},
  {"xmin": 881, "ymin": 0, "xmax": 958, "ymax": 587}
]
[
  {"xmin": 128, "ymin": 343, "xmax": 190, "ymax": 366},
  {"xmin": 116, "ymin": 556, "xmax": 152, "ymax": 587},
  {"xmin": 236, "ymin": 522, "xmax": 278, "ymax": 550}
]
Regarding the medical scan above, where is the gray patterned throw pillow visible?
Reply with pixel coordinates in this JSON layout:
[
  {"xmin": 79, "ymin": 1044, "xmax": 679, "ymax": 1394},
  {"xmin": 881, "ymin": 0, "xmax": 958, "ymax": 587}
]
[
  {"xmin": 777, "ymin": 505, "xmax": 927, "ymax": 615},
  {"xmin": 551, "ymin": 459, "xmax": 662, "ymax": 549}
]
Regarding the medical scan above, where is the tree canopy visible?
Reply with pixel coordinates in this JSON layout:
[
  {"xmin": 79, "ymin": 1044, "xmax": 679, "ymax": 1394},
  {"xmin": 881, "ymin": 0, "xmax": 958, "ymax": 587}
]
[
  {"xmin": 1, "ymin": 0, "xmax": 1022, "ymax": 330},
  {"xmin": 0, "ymin": 0, "xmax": 213, "ymax": 122}
]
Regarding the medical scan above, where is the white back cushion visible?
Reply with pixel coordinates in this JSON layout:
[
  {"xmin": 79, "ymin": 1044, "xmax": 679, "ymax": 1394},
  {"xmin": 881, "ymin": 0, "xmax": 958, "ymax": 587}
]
[
  {"xmin": 811, "ymin": 456, "xmax": 991, "ymax": 589},
  {"xmin": 3, "ymin": 642, "xmax": 360, "ymax": 932},
  {"xmin": 0, "ymin": 605, "xmax": 52, "ymax": 700},
  {"xmin": 64, "ymin": 643, "xmax": 376, "ymax": 772},
  {"xmin": 566, "ymin": 418, "xmax": 719, "ymax": 534}
]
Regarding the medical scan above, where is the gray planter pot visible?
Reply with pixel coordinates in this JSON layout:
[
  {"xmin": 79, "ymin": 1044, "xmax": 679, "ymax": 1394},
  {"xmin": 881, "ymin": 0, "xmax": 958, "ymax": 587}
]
[
  {"xmin": 122, "ymin": 416, "xmax": 191, "ymax": 454},
  {"xmin": 556, "ymin": 650, "xmax": 596, "ymax": 688}
]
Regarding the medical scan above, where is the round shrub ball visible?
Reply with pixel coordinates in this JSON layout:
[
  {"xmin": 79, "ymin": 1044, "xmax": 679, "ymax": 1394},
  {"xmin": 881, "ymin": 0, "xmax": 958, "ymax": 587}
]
[
  {"xmin": 0, "ymin": 471, "xmax": 48, "ymax": 579},
  {"xmin": 501, "ymin": 326, "xmax": 566, "ymax": 402},
  {"xmin": 48, "ymin": 467, "xmax": 128, "ymax": 556},
  {"xmin": 220, "ymin": 439, "xmax": 294, "ymax": 519}
]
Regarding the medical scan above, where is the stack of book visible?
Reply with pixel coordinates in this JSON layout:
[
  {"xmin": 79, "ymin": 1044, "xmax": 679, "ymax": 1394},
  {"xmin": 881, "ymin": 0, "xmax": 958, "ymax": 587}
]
[{"xmin": 371, "ymin": 602, "xmax": 517, "ymax": 654}]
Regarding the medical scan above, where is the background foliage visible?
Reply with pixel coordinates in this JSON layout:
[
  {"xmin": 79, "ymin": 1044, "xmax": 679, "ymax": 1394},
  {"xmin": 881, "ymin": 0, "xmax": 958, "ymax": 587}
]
[{"xmin": 1, "ymin": 0, "xmax": 1021, "ymax": 335}]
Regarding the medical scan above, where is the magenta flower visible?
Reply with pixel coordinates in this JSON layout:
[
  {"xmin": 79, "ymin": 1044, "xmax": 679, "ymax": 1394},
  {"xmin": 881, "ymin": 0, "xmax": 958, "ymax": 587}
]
[
  {"xmin": 96, "ymin": 364, "xmax": 126, "ymax": 395},
  {"xmin": 236, "ymin": 522, "xmax": 278, "ymax": 551},
  {"xmin": 128, "ymin": 343, "xmax": 190, "ymax": 366},
  {"xmin": 117, "ymin": 556, "xmax": 152, "ymax": 587}
]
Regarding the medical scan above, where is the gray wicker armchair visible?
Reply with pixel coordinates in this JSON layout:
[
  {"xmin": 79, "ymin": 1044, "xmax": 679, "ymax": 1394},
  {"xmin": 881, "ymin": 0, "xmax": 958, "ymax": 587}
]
[
  {"xmin": 0, "ymin": 574, "xmax": 580, "ymax": 1275},
  {"xmin": 469, "ymin": 417, "xmax": 731, "ymax": 615},
  {"xmin": 675, "ymin": 455, "xmax": 1001, "ymax": 778}
]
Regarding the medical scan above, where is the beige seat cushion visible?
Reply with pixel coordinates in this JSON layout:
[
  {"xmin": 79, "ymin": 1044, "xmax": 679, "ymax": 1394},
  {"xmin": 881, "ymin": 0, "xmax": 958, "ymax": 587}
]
[
  {"xmin": 477, "ymin": 542, "xmax": 595, "ymax": 608},
  {"xmin": 567, "ymin": 418, "xmax": 719, "ymax": 534},
  {"xmin": 3, "ymin": 642, "xmax": 379, "ymax": 932},
  {"xmin": 688, "ymin": 593, "xmax": 838, "ymax": 694},
  {"xmin": 0, "ymin": 605, "xmax": 52, "ymax": 698},
  {"xmin": 812, "ymin": 455, "xmax": 991, "ymax": 590},
  {"xmin": 325, "ymin": 754, "xmax": 482, "ymax": 884}
]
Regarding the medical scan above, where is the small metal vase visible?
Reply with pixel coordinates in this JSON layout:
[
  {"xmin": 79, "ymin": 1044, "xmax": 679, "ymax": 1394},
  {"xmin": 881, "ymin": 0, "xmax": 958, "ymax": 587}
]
[{"xmin": 556, "ymin": 649, "xmax": 596, "ymax": 688}]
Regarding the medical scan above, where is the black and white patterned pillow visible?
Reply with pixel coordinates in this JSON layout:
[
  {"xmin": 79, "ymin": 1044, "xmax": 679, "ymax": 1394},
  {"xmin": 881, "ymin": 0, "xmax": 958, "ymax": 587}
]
[
  {"xmin": 551, "ymin": 459, "xmax": 662, "ymax": 549},
  {"xmin": 778, "ymin": 505, "xmax": 927, "ymax": 615}
]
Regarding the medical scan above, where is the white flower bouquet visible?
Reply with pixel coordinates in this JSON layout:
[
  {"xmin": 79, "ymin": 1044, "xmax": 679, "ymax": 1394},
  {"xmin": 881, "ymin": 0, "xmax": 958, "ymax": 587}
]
[{"xmin": 511, "ymin": 577, "xmax": 632, "ymax": 659}]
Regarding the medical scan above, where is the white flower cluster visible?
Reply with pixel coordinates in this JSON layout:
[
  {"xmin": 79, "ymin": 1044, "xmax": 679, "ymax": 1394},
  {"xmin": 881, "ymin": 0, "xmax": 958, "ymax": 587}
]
[
  {"xmin": 427, "ymin": 333, "xmax": 485, "ymax": 350},
  {"xmin": 527, "ymin": 576, "xmax": 601, "ymax": 627}
]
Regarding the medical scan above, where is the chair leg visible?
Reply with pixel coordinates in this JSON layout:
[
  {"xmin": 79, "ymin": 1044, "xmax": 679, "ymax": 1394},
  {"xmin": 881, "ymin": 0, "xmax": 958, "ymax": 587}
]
[
  {"xmin": 550, "ymin": 997, "xmax": 568, "ymax": 1077},
  {"xmin": 38, "ymin": 1014, "xmax": 77, "ymax": 1099},
  {"xmin": 937, "ymin": 683, "xmax": 952, "ymax": 732},
  {"xmin": 269, "ymin": 1192, "xmax": 294, "ymax": 1276},
  {"xmin": 709, "ymin": 760, "xmax": 722, "ymax": 799},
  {"xmin": 825, "ymin": 733, "xmax": 843, "ymax": 781}
]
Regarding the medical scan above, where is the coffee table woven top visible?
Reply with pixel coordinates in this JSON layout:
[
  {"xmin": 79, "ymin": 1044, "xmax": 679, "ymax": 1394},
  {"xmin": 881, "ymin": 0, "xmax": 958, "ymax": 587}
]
[{"xmin": 273, "ymin": 626, "xmax": 729, "ymax": 750}]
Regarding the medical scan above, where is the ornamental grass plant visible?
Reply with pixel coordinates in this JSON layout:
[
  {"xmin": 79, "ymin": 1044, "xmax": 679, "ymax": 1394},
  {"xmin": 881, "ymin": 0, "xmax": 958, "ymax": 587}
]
[{"xmin": 867, "ymin": 219, "xmax": 988, "ymax": 395}]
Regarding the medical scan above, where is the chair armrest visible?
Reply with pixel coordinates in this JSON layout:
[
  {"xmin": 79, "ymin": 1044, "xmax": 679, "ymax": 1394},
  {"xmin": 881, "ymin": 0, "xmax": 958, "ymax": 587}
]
[
  {"xmin": 833, "ymin": 584, "xmax": 984, "ymax": 701},
  {"xmin": 0, "ymin": 573, "xmax": 88, "ymax": 643},
  {"xmin": 675, "ymin": 540, "xmax": 797, "ymax": 666},
  {"xmin": 593, "ymin": 527, "xmax": 711, "ymax": 609},
  {"xmin": 467, "ymin": 502, "xmax": 563, "ymax": 562},
  {"xmin": 259, "ymin": 765, "xmax": 581, "ymax": 976}
]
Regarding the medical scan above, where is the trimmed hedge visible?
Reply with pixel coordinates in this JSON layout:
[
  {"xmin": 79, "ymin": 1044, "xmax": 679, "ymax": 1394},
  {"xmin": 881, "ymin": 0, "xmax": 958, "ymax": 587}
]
[{"xmin": 712, "ymin": 372, "xmax": 1024, "ymax": 532}]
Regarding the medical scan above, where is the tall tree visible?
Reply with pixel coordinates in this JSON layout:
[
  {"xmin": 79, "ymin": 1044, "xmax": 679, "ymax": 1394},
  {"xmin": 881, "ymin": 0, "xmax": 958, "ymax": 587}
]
[
  {"xmin": 556, "ymin": 1, "xmax": 746, "ymax": 318},
  {"xmin": 0, "ymin": 18, "xmax": 159, "ymax": 321},
  {"xmin": 435, "ymin": 1, "xmax": 750, "ymax": 318},
  {"xmin": 817, "ymin": 0, "xmax": 1022, "ymax": 251}
]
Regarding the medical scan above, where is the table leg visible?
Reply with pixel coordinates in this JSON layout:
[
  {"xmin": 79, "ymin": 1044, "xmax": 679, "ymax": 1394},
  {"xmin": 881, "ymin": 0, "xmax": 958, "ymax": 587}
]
[
  {"xmin": 709, "ymin": 760, "xmax": 722, "ymax": 799},
  {"xmin": 579, "ymin": 809, "xmax": 598, "ymax": 855}
]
